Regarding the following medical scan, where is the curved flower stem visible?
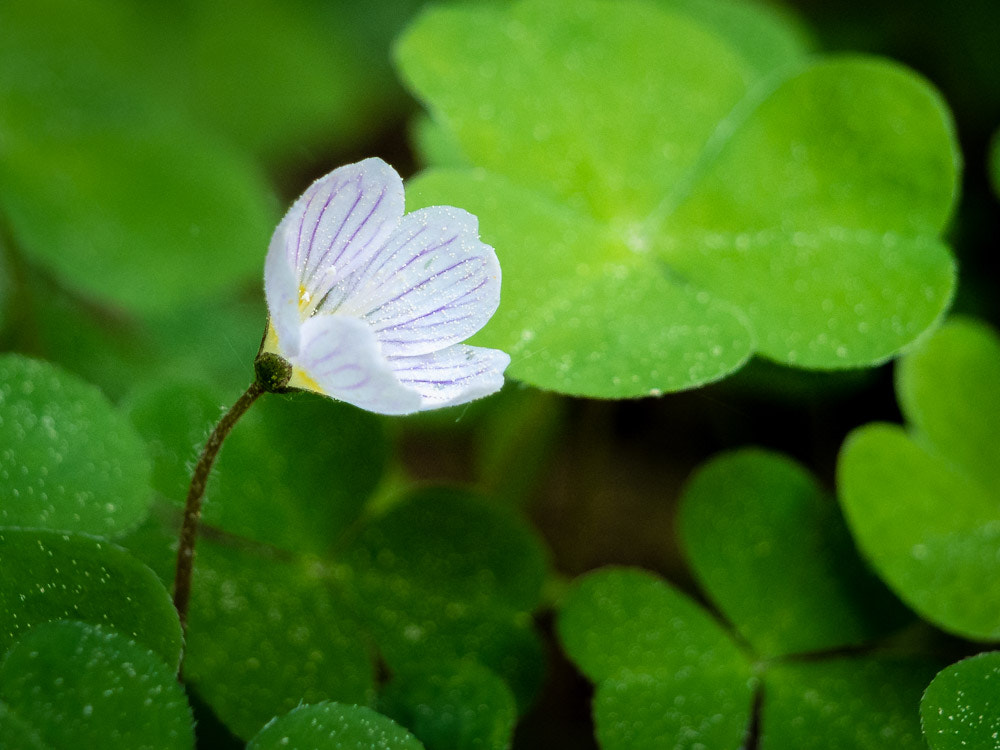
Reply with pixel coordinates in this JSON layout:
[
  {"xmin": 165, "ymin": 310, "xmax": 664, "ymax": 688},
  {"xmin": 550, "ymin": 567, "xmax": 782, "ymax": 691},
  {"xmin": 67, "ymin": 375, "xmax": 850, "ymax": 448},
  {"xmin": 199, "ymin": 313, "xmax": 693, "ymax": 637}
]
[{"xmin": 172, "ymin": 379, "xmax": 265, "ymax": 671}]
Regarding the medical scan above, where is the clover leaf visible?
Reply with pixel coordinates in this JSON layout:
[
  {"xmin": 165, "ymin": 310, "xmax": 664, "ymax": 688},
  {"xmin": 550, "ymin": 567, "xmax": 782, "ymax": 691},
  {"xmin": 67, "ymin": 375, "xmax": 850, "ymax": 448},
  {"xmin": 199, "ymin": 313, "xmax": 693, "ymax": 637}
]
[
  {"xmin": 121, "ymin": 380, "xmax": 548, "ymax": 739},
  {"xmin": 0, "ymin": 354, "xmax": 152, "ymax": 537},
  {"xmin": 558, "ymin": 568, "xmax": 756, "ymax": 749},
  {"xmin": 397, "ymin": 0, "xmax": 958, "ymax": 397},
  {"xmin": 559, "ymin": 449, "xmax": 932, "ymax": 748},
  {"xmin": 248, "ymin": 702, "xmax": 424, "ymax": 750},
  {"xmin": 0, "ymin": 0, "xmax": 277, "ymax": 314},
  {"xmin": 657, "ymin": 0, "xmax": 811, "ymax": 77},
  {"xmin": 0, "ymin": 529, "xmax": 182, "ymax": 667},
  {"xmin": 680, "ymin": 448, "xmax": 907, "ymax": 659},
  {"xmin": 378, "ymin": 660, "xmax": 517, "ymax": 750},
  {"xmin": 339, "ymin": 487, "xmax": 547, "ymax": 710},
  {"xmin": 0, "ymin": 621, "xmax": 194, "ymax": 750},
  {"xmin": 760, "ymin": 657, "xmax": 937, "ymax": 749},
  {"xmin": 921, "ymin": 651, "xmax": 1000, "ymax": 750},
  {"xmin": 410, "ymin": 0, "xmax": 811, "ymax": 170},
  {"xmin": 178, "ymin": 0, "xmax": 438, "ymax": 163},
  {"xmin": 838, "ymin": 317, "xmax": 1000, "ymax": 639}
]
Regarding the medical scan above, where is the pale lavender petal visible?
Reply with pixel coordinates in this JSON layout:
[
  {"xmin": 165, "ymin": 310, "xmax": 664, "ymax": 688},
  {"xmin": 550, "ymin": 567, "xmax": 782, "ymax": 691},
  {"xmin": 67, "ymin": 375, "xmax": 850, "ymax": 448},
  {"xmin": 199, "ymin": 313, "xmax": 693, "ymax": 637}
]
[
  {"xmin": 336, "ymin": 206, "xmax": 501, "ymax": 357},
  {"xmin": 389, "ymin": 343, "xmax": 510, "ymax": 410},
  {"xmin": 263, "ymin": 222, "xmax": 302, "ymax": 357},
  {"xmin": 291, "ymin": 314, "xmax": 423, "ymax": 415},
  {"xmin": 270, "ymin": 158, "xmax": 404, "ymax": 311}
]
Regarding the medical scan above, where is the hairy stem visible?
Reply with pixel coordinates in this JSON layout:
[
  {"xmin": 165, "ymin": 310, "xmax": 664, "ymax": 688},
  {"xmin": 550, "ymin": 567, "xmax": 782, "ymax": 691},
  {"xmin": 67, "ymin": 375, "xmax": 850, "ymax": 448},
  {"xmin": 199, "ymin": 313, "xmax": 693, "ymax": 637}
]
[{"xmin": 172, "ymin": 380, "xmax": 265, "ymax": 672}]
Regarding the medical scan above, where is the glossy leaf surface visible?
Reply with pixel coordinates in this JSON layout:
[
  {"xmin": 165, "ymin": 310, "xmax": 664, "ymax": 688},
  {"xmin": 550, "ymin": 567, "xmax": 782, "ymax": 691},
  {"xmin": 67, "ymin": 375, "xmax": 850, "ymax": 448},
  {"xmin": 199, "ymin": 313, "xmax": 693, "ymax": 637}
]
[
  {"xmin": 398, "ymin": 0, "xmax": 958, "ymax": 396},
  {"xmin": 0, "ymin": 621, "xmax": 193, "ymax": 750},
  {"xmin": 838, "ymin": 318, "xmax": 1000, "ymax": 639}
]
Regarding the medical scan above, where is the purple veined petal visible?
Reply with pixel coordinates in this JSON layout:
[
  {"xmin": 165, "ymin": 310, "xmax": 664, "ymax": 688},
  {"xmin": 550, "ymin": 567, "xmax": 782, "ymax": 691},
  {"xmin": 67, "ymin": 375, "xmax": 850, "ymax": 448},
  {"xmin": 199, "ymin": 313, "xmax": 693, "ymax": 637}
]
[
  {"xmin": 290, "ymin": 314, "xmax": 424, "ymax": 415},
  {"xmin": 336, "ymin": 206, "xmax": 502, "ymax": 357},
  {"xmin": 270, "ymin": 158, "xmax": 405, "ymax": 311},
  {"xmin": 263, "ymin": 222, "xmax": 302, "ymax": 358},
  {"xmin": 389, "ymin": 343, "xmax": 511, "ymax": 410}
]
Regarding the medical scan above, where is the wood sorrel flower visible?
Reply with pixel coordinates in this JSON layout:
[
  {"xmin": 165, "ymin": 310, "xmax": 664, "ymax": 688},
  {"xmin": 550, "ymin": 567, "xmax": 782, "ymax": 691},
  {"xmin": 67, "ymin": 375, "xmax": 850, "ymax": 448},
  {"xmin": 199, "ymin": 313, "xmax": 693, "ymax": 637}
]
[{"xmin": 259, "ymin": 157, "xmax": 509, "ymax": 414}]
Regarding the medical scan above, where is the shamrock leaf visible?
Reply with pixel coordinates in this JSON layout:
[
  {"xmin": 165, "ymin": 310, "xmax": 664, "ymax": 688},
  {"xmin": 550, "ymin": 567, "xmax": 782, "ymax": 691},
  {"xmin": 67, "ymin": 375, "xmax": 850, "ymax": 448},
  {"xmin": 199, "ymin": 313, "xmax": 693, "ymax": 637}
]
[
  {"xmin": 679, "ymin": 448, "xmax": 907, "ymax": 659},
  {"xmin": 558, "ymin": 568, "xmax": 756, "ymax": 749},
  {"xmin": 0, "ymin": 528, "xmax": 182, "ymax": 667},
  {"xmin": 656, "ymin": 0, "xmax": 811, "ymax": 77},
  {"xmin": 176, "ymin": 0, "xmax": 440, "ymax": 162},
  {"xmin": 838, "ymin": 317, "xmax": 1000, "ymax": 639},
  {"xmin": 248, "ymin": 702, "xmax": 424, "ymax": 750},
  {"xmin": 339, "ymin": 487, "xmax": 547, "ymax": 710},
  {"xmin": 378, "ymin": 660, "xmax": 517, "ymax": 750},
  {"xmin": 0, "ymin": 0, "xmax": 277, "ymax": 314},
  {"xmin": 410, "ymin": 0, "xmax": 811, "ymax": 170},
  {"xmin": 921, "ymin": 652, "xmax": 1000, "ymax": 750},
  {"xmin": 760, "ymin": 657, "xmax": 937, "ymax": 749},
  {"xmin": 559, "ymin": 449, "xmax": 932, "ymax": 749},
  {"xmin": 0, "ymin": 621, "xmax": 194, "ymax": 750},
  {"xmin": 0, "ymin": 354, "xmax": 152, "ymax": 537},
  {"xmin": 122, "ymin": 379, "xmax": 548, "ymax": 739},
  {"xmin": 397, "ymin": 0, "xmax": 958, "ymax": 397}
]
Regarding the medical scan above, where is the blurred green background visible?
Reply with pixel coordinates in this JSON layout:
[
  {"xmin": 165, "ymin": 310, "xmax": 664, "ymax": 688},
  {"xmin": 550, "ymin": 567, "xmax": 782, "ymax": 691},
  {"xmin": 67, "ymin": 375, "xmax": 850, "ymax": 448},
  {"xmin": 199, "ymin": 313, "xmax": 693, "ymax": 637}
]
[{"xmin": 0, "ymin": 0, "xmax": 998, "ymax": 747}]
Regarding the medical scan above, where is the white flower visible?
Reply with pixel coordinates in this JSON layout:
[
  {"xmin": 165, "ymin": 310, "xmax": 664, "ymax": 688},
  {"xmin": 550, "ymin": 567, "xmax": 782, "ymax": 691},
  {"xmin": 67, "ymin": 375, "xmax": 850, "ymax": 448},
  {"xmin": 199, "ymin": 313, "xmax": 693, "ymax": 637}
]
[{"xmin": 259, "ymin": 157, "xmax": 510, "ymax": 415}]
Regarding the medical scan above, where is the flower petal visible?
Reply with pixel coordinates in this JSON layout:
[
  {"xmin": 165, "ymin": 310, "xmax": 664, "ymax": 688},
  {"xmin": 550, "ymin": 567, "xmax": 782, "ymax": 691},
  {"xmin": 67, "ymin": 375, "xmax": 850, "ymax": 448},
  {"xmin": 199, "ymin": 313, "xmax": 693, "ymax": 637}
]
[
  {"xmin": 290, "ymin": 314, "xmax": 423, "ymax": 415},
  {"xmin": 272, "ymin": 157, "xmax": 405, "ymax": 309},
  {"xmin": 263, "ymin": 221, "xmax": 303, "ymax": 357},
  {"xmin": 389, "ymin": 343, "xmax": 510, "ymax": 410},
  {"xmin": 337, "ymin": 206, "xmax": 502, "ymax": 357}
]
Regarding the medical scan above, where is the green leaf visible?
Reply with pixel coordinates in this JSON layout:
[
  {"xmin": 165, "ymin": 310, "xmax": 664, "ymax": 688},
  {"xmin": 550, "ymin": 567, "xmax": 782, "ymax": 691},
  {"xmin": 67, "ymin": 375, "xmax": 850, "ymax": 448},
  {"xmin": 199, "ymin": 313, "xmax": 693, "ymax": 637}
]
[
  {"xmin": 397, "ymin": 0, "xmax": 958, "ymax": 396},
  {"xmin": 121, "ymin": 380, "xmax": 388, "ymax": 738},
  {"xmin": 123, "ymin": 394, "xmax": 543, "ymax": 736},
  {"xmin": 837, "ymin": 319, "xmax": 1000, "ymax": 640},
  {"xmin": 177, "ymin": 0, "xmax": 426, "ymax": 162},
  {"xmin": 896, "ymin": 317, "xmax": 1000, "ymax": 489},
  {"xmin": 646, "ymin": 56, "xmax": 958, "ymax": 369},
  {"xmin": 921, "ymin": 651, "xmax": 1000, "ymax": 750},
  {"xmin": 184, "ymin": 544, "xmax": 375, "ymax": 740},
  {"xmin": 125, "ymin": 379, "xmax": 390, "ymax": 555},
  {"xmin": 657, "ymin": 0, "xmax": 811, "ymax": 77},
  {"xmin": 0, "ymin": 701, "xmax": 50, "ymax": 750},
  {"xmin": 342, "ymin": 488, "xmax": 548, "ymax": 709},
  {"xmin": 120, "ymin": 501, "xmax": 377, "ymax": 742},
  {"xmin": 760, "ymin": 657, "xmax": 936, "ymax": 749},
  {"xmin": 249, "ymin": 702, "xmax": 425, "ymax": 750},
  {"xmin": 840, "ymin": 425, "xmax": 1000, "ymax": 640},
  {"xmin": 0, "ymin": 0, "xmax": 277, "ymax": 314},
  {"xmin": 0, "ymin": 123, "xmax": 276, "ymax": 314},
  {"xmin": 0, "ymin": 528, "xmax": 182, "ymax": 666},
  {"xmin": 406, "ymin": 170, "xmax": 754, "ymax": 397},
  {"xmin": 0, "ymin": 355, "xmax": 152, "ymax": 536},
  {"xmin": 379, "ymin": 661, "xmax": 516, "ymax": 750},
  {"xmin": 0, "ymin": 621, "xmax": 193, "ymax": 750},
  {"xmin": 557, "ymin": 567, "xmax": 754, "ymax": 749},
  {"xmin": 411, "ymin": 113, "xmax": 470, "ymax": 170},
  {"xmin": 591, "ymin": 671, "xmax": 748, "ymax": 750},
  {"xmin": 679, "ymin": 448, "xmax": 907, "ymax": 659},
  {"xmin": 409, "ymin": 0, "xmax": 811, "ymax": 170},
  {"xmin": 124, "ymin": 381, "xmax": 546, "ymax": 736}
]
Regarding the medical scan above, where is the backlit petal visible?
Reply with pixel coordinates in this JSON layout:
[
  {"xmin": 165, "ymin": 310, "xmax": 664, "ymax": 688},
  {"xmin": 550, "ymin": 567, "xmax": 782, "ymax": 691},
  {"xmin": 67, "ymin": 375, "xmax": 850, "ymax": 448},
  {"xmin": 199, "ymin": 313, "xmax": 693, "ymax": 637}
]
[
  {"xmin": 291, "ymin": 314, "xmax": 423, "ymax": 415},
  {"xmin": 263, "ymin": 221, "xmax": 302, "ymax": 357},
  {"xmin": 389, "ymin": 344, "xmax": 510, "ymax": 410},
  {"xmin": 272, "ymin": 158, "xmax": 404, "ymax": 310},
  {"xmin": 338, "ymin": 206, "xmax": 501, "ymax": 357}
]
